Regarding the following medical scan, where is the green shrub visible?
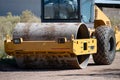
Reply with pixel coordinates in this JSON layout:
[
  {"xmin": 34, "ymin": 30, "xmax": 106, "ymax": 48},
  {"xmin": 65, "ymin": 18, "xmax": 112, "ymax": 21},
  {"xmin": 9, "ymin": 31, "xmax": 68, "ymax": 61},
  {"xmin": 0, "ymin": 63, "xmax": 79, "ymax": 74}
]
[
  {"xmin": 0, "ymin": 10, "xmax": 41, "ymax": 59},
  {"xmin": 20, "ymin": 10, "xmax": 41, "ymax": 22}
]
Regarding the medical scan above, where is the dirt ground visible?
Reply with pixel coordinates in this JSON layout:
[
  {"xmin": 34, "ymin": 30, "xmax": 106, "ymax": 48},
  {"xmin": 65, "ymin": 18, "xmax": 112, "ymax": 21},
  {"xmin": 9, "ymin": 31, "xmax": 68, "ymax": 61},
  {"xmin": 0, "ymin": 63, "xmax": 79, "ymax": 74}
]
[{"xmin": 0, "ymin": 52, "xmax": 120, "ymax": 80}]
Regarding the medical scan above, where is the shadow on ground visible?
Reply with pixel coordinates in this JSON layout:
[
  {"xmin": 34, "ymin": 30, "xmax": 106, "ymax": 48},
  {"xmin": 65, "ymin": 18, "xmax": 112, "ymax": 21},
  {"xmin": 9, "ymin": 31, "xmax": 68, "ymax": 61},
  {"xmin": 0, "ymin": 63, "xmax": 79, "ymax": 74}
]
[
  {"xmin": 0, "ymin": 58, "xmax": 96, "ymax": 71},
  {"xmin": 0, "ymin": 58, "xmax": 76, "ymax": 71},
  {"xmin": 0, "ymin": 58, "xmax": 120, "ymax": 79},
  {"xmin": 58, "ymin": 69, "xmax": 120, "ymax": 78},
  {"xmin": 0, "ymin": 58, "xmax": 120, "ymax": 74}
]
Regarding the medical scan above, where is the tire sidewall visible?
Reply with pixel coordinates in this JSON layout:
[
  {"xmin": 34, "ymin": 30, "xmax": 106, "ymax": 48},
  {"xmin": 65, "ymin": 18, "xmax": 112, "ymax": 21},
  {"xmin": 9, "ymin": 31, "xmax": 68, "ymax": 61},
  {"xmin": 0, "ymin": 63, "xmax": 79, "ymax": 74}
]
[
  {"xmin": 104, "ymin": 28, "xmax": 116, "ymax": 63},
  {"xmin": 94, "ymin": 26, "xmax": 116, "ymax": 64}
]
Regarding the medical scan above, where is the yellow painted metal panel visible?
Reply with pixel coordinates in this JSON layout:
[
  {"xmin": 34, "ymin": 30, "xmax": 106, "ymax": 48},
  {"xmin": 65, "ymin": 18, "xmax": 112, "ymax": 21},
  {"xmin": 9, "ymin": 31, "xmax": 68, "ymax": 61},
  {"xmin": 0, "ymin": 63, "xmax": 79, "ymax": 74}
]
[
  {"xmin": 5, "ymin": 38, "xmax": 97, "ymax": 56},
  {"xmin": 5, "ymin": 41, "xmax": 73, "ymax": 54},
  {"xmin": 115, "ymin": 28, "xmax": 120, "ymax": 50},
  {"xmin": 94, "ymin": 6, "xmax": 111, "ymax": 28},
  {"xmin": 73, "ymin": 39, "xmax": 97, "ymax": 55}
]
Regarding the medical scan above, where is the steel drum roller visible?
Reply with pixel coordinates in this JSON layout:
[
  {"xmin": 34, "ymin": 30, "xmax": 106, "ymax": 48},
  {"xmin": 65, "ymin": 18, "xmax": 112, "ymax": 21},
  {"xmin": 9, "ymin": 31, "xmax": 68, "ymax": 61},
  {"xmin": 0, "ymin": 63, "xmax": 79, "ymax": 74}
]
[
  {"xmin": 13, "ymin": 23, "xmax": 89, "ymax": 41},
  {"xmin": 13, "ymin": 23, "xmax": 90, "ymax": 69}
]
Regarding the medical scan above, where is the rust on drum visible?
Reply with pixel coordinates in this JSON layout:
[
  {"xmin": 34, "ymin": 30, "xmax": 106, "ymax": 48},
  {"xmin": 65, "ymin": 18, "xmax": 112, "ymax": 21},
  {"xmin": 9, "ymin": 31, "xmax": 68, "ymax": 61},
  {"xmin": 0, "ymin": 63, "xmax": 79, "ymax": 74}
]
[{"xmin": 13, "ymin": 23, "xmax": 80, "ymax": 41}]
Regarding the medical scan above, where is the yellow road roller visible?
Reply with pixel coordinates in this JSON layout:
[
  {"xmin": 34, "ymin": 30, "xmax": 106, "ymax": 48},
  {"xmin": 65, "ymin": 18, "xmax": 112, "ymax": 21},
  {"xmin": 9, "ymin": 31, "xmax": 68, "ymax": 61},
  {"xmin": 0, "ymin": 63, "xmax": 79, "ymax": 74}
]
[{"xmin": 4, "ymin": 0, "xmax": 120, "ymax": 69}]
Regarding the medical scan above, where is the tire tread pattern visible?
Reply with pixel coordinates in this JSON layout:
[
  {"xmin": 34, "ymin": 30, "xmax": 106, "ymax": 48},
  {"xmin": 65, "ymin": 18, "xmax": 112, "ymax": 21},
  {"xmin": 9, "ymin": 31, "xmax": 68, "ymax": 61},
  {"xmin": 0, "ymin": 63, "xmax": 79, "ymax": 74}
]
[{"xmin": 93, "ymin": 26, "xmax": 116, "ymax": 65}]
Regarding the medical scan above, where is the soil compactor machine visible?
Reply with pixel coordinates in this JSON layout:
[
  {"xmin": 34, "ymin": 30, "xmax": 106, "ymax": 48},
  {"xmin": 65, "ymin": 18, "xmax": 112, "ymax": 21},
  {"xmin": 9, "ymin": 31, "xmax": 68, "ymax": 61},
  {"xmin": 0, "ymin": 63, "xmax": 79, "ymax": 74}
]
[{"xmin": 4, "ymin": 0, "xmax": 120, "ymax": 69}]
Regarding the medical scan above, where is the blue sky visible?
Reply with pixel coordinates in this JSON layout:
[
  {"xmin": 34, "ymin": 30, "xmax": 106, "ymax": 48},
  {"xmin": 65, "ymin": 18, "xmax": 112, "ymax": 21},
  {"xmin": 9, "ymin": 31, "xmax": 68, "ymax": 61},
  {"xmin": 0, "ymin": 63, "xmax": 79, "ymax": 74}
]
[{"xmin": 0, "ymin": 0, "xmax": 41, "ymax": 16}]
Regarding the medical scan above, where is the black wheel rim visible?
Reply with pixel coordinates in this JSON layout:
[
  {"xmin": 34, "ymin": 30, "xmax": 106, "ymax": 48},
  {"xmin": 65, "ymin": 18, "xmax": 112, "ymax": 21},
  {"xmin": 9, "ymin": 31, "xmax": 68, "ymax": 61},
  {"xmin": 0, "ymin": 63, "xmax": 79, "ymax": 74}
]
[{"xmin": 108, "ymin": 37, "xmax": 114, "ymax": 52}]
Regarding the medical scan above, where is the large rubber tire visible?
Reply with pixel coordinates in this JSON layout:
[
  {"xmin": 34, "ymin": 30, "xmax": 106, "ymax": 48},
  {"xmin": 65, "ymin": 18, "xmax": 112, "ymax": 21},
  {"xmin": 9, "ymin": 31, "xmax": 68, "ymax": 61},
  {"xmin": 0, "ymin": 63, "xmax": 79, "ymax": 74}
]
[{"xmin": 93, "ymin": 26, "xmax": 116, "ymax": 65}]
